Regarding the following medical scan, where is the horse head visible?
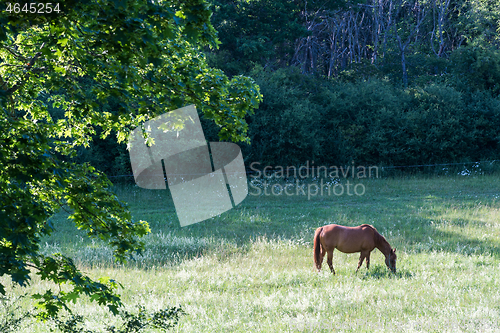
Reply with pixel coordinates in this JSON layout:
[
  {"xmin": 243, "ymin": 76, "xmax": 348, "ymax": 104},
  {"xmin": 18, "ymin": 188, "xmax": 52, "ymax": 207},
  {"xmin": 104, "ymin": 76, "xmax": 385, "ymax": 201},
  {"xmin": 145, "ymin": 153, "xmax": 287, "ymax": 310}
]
[{"xmin": 385, "ymin": 248, "xmax": 397, "ymax": 273}]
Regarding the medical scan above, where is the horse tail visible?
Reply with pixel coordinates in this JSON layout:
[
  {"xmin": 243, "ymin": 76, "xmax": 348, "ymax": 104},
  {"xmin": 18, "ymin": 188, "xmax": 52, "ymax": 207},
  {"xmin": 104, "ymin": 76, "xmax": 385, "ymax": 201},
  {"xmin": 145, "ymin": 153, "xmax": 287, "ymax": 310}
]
[{"xmin": 313, "ymin": 227, "xmax": 323, "ymax": 271}]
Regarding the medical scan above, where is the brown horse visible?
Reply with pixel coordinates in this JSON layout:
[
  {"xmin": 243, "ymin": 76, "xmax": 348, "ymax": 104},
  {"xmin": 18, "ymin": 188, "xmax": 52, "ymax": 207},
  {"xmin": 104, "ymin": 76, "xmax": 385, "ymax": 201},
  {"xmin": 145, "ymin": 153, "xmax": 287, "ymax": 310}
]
[{"xmin": 314, "ymin": 224, "xmax": 397, "ymax": 274}]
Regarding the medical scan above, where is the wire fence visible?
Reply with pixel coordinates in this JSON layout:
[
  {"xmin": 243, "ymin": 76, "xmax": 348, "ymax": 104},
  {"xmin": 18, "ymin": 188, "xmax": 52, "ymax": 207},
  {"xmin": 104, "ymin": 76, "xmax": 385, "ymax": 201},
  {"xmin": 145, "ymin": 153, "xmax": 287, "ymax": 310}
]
[{"xmin": 107, "ymin": 160, "xmax": 500, "ymax": 179}]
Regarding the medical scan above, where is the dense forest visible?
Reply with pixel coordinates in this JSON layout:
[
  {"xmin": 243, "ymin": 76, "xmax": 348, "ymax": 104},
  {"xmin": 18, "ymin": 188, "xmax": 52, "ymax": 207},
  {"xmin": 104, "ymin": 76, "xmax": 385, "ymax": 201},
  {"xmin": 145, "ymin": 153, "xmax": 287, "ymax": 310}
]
[{"xmin": 74, "ymin": 0, "xmax": 500, "ymax": 176}]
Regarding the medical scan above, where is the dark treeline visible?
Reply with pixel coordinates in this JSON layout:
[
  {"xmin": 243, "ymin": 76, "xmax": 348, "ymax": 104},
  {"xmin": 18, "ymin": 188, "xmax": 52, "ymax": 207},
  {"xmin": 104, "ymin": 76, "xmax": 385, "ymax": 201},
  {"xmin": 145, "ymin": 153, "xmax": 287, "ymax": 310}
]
[
  {"xmin": 208, "ymin": 0, "xmax": 500, "ymax": 81},
  {"xmin": 69, "ymin": 0, "xmax": 500, "ymax": 176}
]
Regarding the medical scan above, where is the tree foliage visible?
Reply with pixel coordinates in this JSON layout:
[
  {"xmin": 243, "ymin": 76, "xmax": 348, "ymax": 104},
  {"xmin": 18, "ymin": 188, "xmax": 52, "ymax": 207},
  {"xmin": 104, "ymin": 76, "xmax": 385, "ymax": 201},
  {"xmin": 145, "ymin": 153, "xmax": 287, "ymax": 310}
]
[
  {"xmin": 244, "ymin": 67, "xmax": 500, "ymax": 167},
  {"xmin": 208, "ymin": 0, "xmax": 313, "ymax": 74},
  {"xmin": 35, "ymin": 0, "xmax": 500, "ymax": 176},
  {"xmin": 0, "ymin": 0, "xmax": 261, "ymax": 319},
  {"xmin": 202, "ymin": 0, "xmax": 500, "ymax": 169},
  {"xmin": 207, "ymin": 0, "xmax": 500, "ymax": 85}
]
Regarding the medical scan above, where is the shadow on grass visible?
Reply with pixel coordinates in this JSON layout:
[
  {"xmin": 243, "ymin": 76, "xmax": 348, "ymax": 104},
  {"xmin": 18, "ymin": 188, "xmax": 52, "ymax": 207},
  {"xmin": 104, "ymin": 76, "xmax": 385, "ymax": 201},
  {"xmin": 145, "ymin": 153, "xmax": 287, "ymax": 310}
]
[
  {"xmin": 168, "ymin": 208, "xmax": 500, "ymax": 263},
  {"xmin": 359, "ymin": 265, "xmax": 414, "ymax": 280},
  {"xmin": 396, "ymin": 218, "xmax": 500, "ymax": 259},
  {"xmin": 44, "ymin": 180, "xmax": 500, "ymax": 269}
]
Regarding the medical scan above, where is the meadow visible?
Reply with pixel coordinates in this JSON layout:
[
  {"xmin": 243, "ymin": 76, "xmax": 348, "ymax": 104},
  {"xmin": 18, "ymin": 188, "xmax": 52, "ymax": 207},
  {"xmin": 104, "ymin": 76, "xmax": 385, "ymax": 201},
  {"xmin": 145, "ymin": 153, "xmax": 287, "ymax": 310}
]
[{"xmin": 2, "ymin": 171, "xmax": 500, "ymax": 332}]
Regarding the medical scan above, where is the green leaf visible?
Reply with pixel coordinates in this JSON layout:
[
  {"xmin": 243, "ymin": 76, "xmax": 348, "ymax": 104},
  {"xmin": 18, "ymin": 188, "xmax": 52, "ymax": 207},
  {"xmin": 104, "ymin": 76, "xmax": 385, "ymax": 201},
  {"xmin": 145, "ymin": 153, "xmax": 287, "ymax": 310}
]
[{"xmin": 57, "ymin": 38, "xmax": 69, "ymax": 46}]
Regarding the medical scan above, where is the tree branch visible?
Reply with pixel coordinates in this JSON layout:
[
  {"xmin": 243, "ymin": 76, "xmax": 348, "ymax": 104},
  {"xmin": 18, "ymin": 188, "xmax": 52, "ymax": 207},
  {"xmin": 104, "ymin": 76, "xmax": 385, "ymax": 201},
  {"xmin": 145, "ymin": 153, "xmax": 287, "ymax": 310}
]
[
  {"xmin": 1, "ymin": 44, "xmax": 28, "ymax": 62},
  {"xmin": 5, "ymin": 48, "xmax": 44, "ymax": 95}
]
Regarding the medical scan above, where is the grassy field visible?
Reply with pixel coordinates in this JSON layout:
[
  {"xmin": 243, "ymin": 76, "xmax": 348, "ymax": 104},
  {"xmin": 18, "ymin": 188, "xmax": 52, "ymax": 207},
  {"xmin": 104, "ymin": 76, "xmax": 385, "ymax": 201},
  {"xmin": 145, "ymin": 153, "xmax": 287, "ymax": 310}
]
[{"xmin": 2, "ymin": 173, "xmax": 500, "ymax": 332}]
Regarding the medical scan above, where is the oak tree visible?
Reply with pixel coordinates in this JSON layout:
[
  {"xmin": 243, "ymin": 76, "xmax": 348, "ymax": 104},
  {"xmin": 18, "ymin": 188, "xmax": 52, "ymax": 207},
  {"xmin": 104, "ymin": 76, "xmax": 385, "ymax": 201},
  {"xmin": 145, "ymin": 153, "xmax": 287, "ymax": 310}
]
[{"xmin": 0, "ymin": 0, "xmax": 261, "ymax": 318}]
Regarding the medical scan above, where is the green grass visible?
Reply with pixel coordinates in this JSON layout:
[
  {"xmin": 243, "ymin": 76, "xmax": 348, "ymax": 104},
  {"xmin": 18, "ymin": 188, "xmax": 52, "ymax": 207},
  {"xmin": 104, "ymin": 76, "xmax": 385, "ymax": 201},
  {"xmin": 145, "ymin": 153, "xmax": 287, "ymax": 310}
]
[{"xmin": 2, "ymin": 174, "xmax": 500, "ymax": 332}]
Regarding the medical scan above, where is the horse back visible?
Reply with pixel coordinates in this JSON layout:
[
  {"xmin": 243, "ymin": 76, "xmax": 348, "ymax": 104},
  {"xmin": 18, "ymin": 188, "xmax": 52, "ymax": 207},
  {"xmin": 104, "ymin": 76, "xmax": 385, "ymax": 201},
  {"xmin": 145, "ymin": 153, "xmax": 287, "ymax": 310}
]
[{"xmin": 320, "ymin": 224, "xmax": 377, "ymax": 253}]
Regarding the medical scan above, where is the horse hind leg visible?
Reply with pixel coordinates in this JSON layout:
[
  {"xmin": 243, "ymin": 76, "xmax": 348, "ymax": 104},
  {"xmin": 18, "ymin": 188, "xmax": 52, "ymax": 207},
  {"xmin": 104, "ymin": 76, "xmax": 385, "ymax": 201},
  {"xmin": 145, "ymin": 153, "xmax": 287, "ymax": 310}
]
[
  {"xmin": 366, "ymin": 252, "xmax": 371, "ymax": 270},
  {"xmin": 327, "ymin": 249, "xmax": 335, "ymax": 274}
]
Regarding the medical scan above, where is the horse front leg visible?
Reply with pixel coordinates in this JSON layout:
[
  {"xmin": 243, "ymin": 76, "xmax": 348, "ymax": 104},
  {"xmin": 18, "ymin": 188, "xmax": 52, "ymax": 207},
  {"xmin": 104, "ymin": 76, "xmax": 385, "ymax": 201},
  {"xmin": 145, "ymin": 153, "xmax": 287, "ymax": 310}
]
[
  {"xmin": 356, "ymin": 252, "xmax": 367, "ymax": 273},
  {"xmin": 327, "ymin": 250, "xmax": 335, "ymax": 274}
]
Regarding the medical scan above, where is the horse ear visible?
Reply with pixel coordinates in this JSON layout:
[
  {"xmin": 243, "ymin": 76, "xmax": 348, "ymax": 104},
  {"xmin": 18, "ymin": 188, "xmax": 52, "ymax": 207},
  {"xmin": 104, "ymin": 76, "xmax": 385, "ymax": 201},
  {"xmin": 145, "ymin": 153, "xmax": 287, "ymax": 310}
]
[{"xmin": 393, "ymin": 248, "xmax": 396, "ymax": 253}]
